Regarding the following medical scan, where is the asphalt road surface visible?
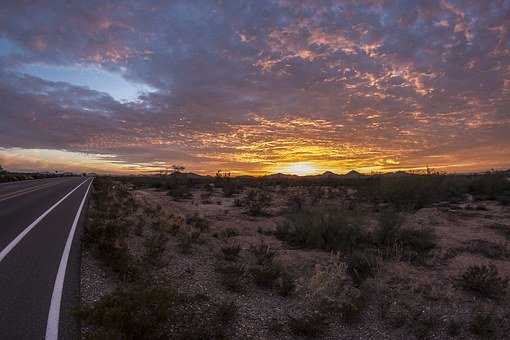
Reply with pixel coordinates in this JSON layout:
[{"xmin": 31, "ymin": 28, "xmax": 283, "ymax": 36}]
[{"xmin": 0, "ymin": 176, "xmax": 93, "ymax": 340}]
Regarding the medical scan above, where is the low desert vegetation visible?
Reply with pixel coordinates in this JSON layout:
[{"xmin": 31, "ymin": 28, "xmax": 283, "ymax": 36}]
[{"xmin": 80, "ymin": 171, "xmax": 510, "ymax": 339}]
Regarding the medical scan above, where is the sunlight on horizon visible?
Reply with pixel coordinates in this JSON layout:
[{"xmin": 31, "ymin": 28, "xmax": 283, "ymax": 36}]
[{"xmin": 280, "ymin": 162, "xmax": 320, "ymax": 176}]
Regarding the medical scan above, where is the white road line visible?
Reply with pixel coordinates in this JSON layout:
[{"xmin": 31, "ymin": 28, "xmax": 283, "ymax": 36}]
[
  {"xmin": 45, "ymin": 179, "xmax": 93, "ymax": 340},
  {"xmin": 0, "ymin": 178, "xmax": 89, "ymax": 263}
]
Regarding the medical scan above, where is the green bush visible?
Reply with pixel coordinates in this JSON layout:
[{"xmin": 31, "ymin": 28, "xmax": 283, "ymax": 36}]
[
  {"xmin": 398, "ymin": 227, "xmax": 437, "ymax": 263},
  {"xmin": 216, "ymin": 262, "xmax": 247, "ymax": 293},
  {"xmin": 185, "ymin": 214, "xmax": 209, "ymax": 231},
  {"xmin": 347, "ymin": 251, "xmax": 377, "ymax": 286},
  {"xmin": 470, "ymin": 309, "xmax": 499, "ymax": 338},
  {"xmin": 288, "ymin": 312, "xmax": 329, "ymax": 337},
  {"xmin": 455, "ymin": 265, "xmax": 508, "ymax": 299},
  {"xmin": 78, "ymin": 285, "xmax": 177, "ymax": 339},
  {"xmin": 167, "ymin": 185, "xmax": 192, "ymax": 200},
  {"xmin": 142, "ymin": 233, "xmax": 168, "ymax": 268},
  {"xmin": 375, "ymin": 210, "xmax": 437, "ymax": 263},
  {"xmin": 276, "ymin": 209, "xmax": 369, "ymax": 252},
  {"xmin": 220, "ymin": 227, "xmax": 240, "ymax": 238},
  {"xmin": 244, "ymin": 189, "xmax": 272, "ymax": 215},
  {"xmin": 250, "ymin": 241, "xmax": 276, "ymax": 265}
]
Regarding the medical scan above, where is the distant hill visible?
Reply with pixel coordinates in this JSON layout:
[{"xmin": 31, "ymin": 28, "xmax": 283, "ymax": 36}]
[{"xmin": 343, "ymin": 170, "xmax": 363, "ymax": 178}]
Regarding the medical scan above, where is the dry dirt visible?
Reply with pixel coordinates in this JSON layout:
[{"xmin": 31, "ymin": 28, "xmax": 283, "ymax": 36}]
[{"xmin": 81, "ymin": 186, "xmax": 510, "ymax": 339}]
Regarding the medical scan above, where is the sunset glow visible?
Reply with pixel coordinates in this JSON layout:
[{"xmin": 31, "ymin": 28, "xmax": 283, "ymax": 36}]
[
  {"xmin": 0, "ymin": 1, "xmax": 509, "ymax": 175},
  {"xmin": 281, "ymin": 163, "xmax": 320, "ymax": 176}
]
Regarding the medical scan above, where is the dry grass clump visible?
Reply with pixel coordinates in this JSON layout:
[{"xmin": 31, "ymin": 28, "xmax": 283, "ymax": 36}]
[
  {"xmin": 375, "ymin": 209, "xmax": 437, "ymax": 264},
  {"xmin": 454, "ymin": 264, "xmax": 509, "ymax": 300},
  {"xmin": 248, "ymin": 241, "xmax": 295, "ymax": 296},
  {"xmin": 292, "ymin": 254, "xmax": 367, "ymax": 334},
  {"xmin": 78, "ymin": 284, "xmax": 238, "ymax": 340},
  {"xmin": 220, "ymin": 241, "xmax": 242, "ymax": 262},
  {"xmin": 276, "ymin": 208, "xmax": 369, "ymax": 252},
  {"xmin": 242, "ymin": 188, "xmax": 272, "ymax": 215},
  {"xmin": 215, "ymin": 262, "xmax": 248, "ymax": 293}
]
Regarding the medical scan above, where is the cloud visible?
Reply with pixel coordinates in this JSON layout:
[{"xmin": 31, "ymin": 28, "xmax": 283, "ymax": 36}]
[{"xmin": 0, "ymin": 0, "xmax": 509, "ymax": 174}]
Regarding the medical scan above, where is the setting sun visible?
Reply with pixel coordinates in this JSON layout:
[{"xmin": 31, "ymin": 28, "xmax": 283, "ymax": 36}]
[{"xmin": 282, "ymin": 162, "xmax": 319, "ymax": 176}]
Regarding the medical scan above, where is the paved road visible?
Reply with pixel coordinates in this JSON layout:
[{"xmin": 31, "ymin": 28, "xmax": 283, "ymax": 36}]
[{"xmin": 0, "ymin": 176, "xmax": 93, "ymax": 340}]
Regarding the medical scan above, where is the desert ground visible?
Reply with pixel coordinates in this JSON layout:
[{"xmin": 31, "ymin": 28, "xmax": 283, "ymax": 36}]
[{"xmin": 79, "ymin": 172, "xmax": 510, "ymax": 339}]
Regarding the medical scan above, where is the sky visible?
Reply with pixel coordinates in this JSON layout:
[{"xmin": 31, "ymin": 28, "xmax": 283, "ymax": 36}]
[{"xmin": 0, "ymin": 1, "xmax": 509, "ymax": 176}]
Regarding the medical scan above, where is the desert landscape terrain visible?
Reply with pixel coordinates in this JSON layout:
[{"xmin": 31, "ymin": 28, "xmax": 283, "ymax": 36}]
[{"xmin": 78, "ymin": 171, "xmax": 510, "ymax": 339}]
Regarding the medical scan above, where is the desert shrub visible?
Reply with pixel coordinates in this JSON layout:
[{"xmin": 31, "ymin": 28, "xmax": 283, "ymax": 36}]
[
  {"xmin": 447, "ymin": 319, "xmax": 462, "ymax": 337},
  {"xmin": 167, "ymin": 185, "xmax": 192, "ymax": 200},
  {"xmin": 410, "ymin": 311, "xmax": 438, "ymax": 339},
  {"xmin": 455, "ymin": 264, "xmax": 508, "ymax": 299},
  {"xmin": 286, "ymin": 193, "xmax": 305, "ymax": 212},
  {"xmin": 220, "ymin": 242, "xmax": 241, "ymax": 261},
  {"xmin": 398, "ymin": 227, "xmax": 437, "ymax": 263},
  {"xmin": 274, "ymin": 270, "xmax": 295, "ymax": 297},
  {"xmin": 85, "ymin": 180, "xmax": 141, "ymax": 280},
  {"xmin": 219, "ymin": 227, "xmax": 240, "ymax": 238},
  {"xmin": 487, "ymin": 223, "xmax": 510, "ymax": 240},
  {"xmin": 288, "ymin": 312, "xmax": 329, "ymax": 337},
  {"xmin": 470, "ymin": 309, "xmax": 499, "ymax": 338},
  {"xmin": 185, "ymin": 213, "xmax": 209, "ymax": 231},
  {"xmin": 251, "ymin": 262, "xmax": 282, "ymax": 289},
  {"xmin": 276, "ymin": 209, "xmax": 369, "ymax": 252},
  {"xmin": 177, "ymin": 229, "xmax": 202, "ymax": 254},
  {"xmin": 256, "ymin": 227, "xmax": 273, "ymax": 236},
  {"xmin": 306, "ymin": 254, "xmax": 367, "ymax": 325},
  {"xmin": 78, "ymin": 285, "xmax": 177, "ymax": 339},
  {"xmin": 346, "ymin": 251, "xmax": 378, "ymax": 286},
  {"xmin": 200, "ymin": 192, "xmax": 212, "ymax": 204},
  {"xmin": 221, "ymin": 182, "xmax": 240, "ymax": 197},
  {"xmin": 244, "ymin": 189, "xmax": 272, "ymax": 215},
  {"xmin": 250, "ymin": 241, "xmax": 277, "ymax": 265},
  {"xmin": 79, "ymin": 284, "xmax": 238, "ymax": 340},
  {"xmin": 460, "ymin": 239, "xmax": 510, "ymax": 259},
  {"xmin": 216, "ymin": 262, "xmax": 247, "ymax": 293},
  {"xmin": 374, "ymin": 209, "xmax": 403, "ymax": 247},
  {"xmin": 142, "ymin": 233, "xmax": 168, "ymax": 268},
  {"xmin": 359, "ymin": 174, "xmax": 470, "ymax": 211},
  {"xmin": 374, "ymin": 210, "xmax": 437, "ymax": 263}
]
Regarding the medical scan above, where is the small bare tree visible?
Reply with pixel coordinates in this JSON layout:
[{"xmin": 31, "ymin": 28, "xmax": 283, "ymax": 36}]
[{"xmin": 171, "ymin": 165, "xmax": 185, "ymax": 174}]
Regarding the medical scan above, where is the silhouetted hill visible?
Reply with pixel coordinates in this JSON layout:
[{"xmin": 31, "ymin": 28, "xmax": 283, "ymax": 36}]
[{"xmin": 343, "ymin": 170, "xmax": 363, "ymax": 178}]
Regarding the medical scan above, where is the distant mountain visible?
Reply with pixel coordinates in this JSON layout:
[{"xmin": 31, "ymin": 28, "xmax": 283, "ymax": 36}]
[
  {"xmin": 383, "ymin": 170, "xmax": 412, "ymax": 177},
  {"xmin": 320, "ymin": 171, "xmax": 341, "ymax": 178},
  {"xmin": 264, "ymin": 172, "xmax": 299, "ymax": 179},
  {"xmin": 343, "ymin": 170, "xmax": 363, "ymax": 178}
]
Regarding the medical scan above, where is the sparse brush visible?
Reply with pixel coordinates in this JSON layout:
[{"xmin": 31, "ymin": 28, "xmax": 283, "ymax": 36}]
[
  {"xmin": 288, "ymin": 312, "xmax": 329, "ymax": 337},
  {"xmin": 455, "ymin": 264, "xmax": 508, "ymax": 300},
  {"xmin": 244, "ymin": 189, "xmax": 272, "ymax": 215},
  {"xmin": 220, "ymin": 227, "xmax": 240, "ymax": 238},
  {"xmin": 250, "ymin": 241, "xmax": 277, "ymax": 265},
  {"xmin": 410, "ymin": 311, "xmax": 438, "ymax": 340},
  {"xmin": 447, "ymin": 319, "xmax": 462, "ymax": 337},
  {"xmin": 398, "ymin": 227, "xmax": 437, "ymax": 263},
  {"xmin": 167, "ymin": 185, "xmax": 192, "ymax": 200},
  {"xmin": 276, "ymin": 209, "xmax": 369, "ymax": 252},
  {"xmin": 346, "ymin": 251, "xmax": 378, "ymax": 286},
  {"xmin": 470, "ymin": 309, "xmax": 499, "ymax": 338},
  {"xmin": 142, "ymin": 233, "xmax": 168, "ymax": 268},
  {"xmin": 178, "ymin": 229, "xmax": 202, "ymax": 254},
  {"xmin": 185, "ymin": 213, "xmax": 209, "ymax": 231},
  {"xmin": 251, "ymin": 262, "xmax": 282, "ymax": 288},
  {"xmin": 274, "ymin": 270, "xmax": 295, "ymax": 297},
  {"xmin": 216, "ymin": 262, "xmax": 247, "ymax": 293},
  {"xmin": 220, "ymin": 242, "xmax": 241, "ymax": 261},
  {"xmin": 77, "ymin": 285, "xmax": 178, "ymax": 339},
  {"xmin": 459, "ymin": 239, "xmax": 510, "ymax": 260}
]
